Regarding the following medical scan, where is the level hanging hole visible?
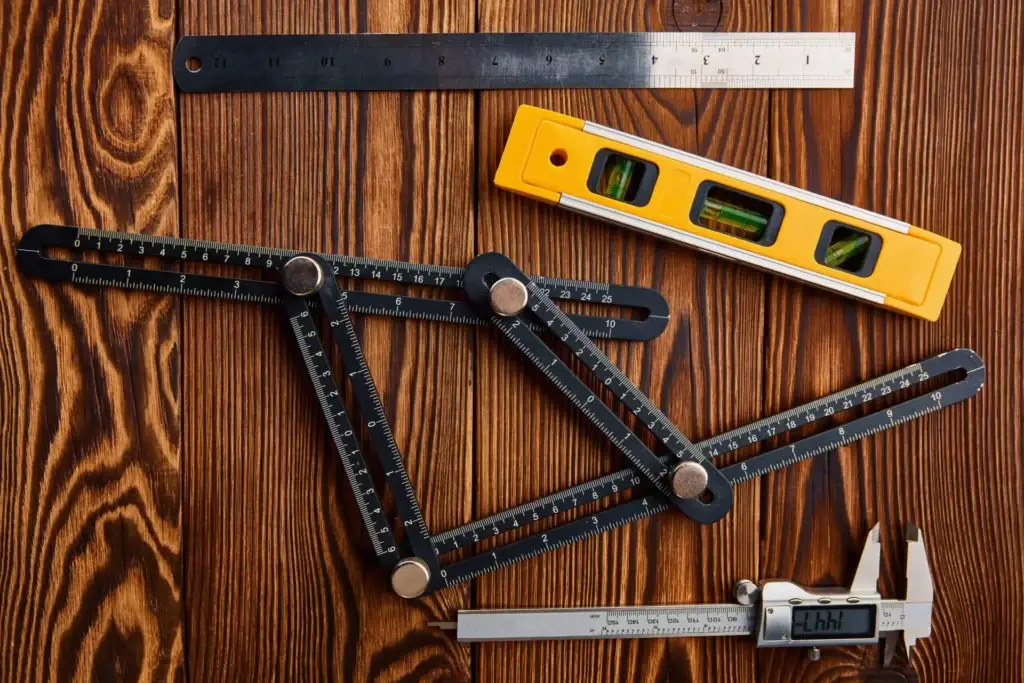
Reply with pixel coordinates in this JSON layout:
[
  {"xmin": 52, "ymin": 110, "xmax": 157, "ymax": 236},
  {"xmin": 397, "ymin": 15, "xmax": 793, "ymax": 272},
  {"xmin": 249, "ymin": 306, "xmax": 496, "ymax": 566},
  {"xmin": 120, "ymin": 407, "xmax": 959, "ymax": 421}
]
[
  {"xmin": 185, "ymin": 57, "xmax": 202, "ymax": 73},
  {"xmin": 549, "ymin": 149, "xmax": 568, "ymax": 167}
]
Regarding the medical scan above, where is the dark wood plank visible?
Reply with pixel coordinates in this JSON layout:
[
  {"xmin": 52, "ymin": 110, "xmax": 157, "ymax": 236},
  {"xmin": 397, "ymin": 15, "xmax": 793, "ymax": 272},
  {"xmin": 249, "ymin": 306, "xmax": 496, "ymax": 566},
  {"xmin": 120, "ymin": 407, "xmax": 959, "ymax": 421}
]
[
  {"xmin": 474, "ymin": 1, "xmax": 768, "ymax": 680},
  {"xmin": 178, "ymin": 1, "xmax": 475, "ymax": 680},
  {"xmin": 763, "ymin": 1, "xmax": 1024, "ymax": 681},
  {"xmin": 760, "ymin": 4, "xmax": 877, "ymax": 681},
  {"xmin": 0, "ymin": 0, "xmax": 182, "ymax": 680}
]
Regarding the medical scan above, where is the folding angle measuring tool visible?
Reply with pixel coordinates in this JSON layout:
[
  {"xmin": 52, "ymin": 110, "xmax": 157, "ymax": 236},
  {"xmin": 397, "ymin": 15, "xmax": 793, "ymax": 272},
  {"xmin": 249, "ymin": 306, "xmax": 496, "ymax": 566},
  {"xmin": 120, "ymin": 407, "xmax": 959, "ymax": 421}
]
[
  {"xmin": 171, "ymin": 32, "xmax": 856, "ymax": 93},
  {"xmin": 17, "ymin": 224, "xmax": 985, "ymax": 599},
  {"xmin": 432, "ymin": 523, "xmax": 933, "ymax": 667}
]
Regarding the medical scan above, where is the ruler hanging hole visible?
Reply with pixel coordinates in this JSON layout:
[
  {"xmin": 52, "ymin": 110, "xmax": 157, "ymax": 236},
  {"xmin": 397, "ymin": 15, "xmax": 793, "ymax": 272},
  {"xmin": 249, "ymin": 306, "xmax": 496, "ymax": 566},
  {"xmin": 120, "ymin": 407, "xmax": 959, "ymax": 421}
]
[
  {"xmin": 483, "ymin": 272, "xmax": 499, "ymax": 287},
  {"xmin": 185, "ymin": 57, "xmax": 202, "ymax": 73},
  {"xmin": 698, "ymin": 489, "xmax": 714, "ymax": 504},
  {"xmin": 549, "ymin": 149, "xmax": 568, "ymax": 167}
]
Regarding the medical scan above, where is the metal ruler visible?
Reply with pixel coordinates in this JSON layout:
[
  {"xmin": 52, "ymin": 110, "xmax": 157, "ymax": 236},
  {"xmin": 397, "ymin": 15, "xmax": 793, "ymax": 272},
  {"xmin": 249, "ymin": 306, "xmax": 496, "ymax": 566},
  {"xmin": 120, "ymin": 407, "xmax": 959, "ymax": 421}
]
[
  {"xmin": 18, "ymin": 225, "xmax": 984, "ymax": 599},
  {"xmin": 172, "ymin": 32, "xmax": 856, "ymax": 93},
  {"xmin": 433, "ymin": 524, "xmax": 932, "ymax": 666}
]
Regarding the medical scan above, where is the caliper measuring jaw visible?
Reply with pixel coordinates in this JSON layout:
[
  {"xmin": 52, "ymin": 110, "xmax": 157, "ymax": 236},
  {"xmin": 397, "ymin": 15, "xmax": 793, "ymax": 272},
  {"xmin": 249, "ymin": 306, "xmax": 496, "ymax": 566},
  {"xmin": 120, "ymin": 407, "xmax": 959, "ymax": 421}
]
[
  {"xmin": 891, "ymin": 524, "xmax": 934, "ymax": 664},
  {"xmin": 754, "ymin": 523, "xmax": 933, "ymax": 663},
  {"xmin": 432, "ymin": 523, "xmax": 935, "ymax": 668}
]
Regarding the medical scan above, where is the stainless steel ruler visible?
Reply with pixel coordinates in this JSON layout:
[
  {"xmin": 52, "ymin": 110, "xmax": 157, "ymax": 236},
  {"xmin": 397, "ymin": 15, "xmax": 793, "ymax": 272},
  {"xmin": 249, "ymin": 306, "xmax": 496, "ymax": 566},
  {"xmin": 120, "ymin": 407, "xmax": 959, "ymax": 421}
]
[
  {"xmin": 444, "ymin": 604, "xmax": 757, "ymax": 640},
  {"xmin": 173, "ymin": 32, "xmax": 856, "ymax": 92}
]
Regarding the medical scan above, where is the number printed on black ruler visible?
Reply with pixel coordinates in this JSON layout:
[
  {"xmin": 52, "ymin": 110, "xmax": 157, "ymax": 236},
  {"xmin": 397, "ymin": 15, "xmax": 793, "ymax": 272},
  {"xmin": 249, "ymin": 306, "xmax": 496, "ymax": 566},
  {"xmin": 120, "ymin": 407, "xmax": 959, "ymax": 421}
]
[
  {"xmin": 18, "ymin": 225, "xmax": 670, "ymax": 342},
  {"xmin": 173, "ymin": 32, "xmax": 856, "ymax": 92}
]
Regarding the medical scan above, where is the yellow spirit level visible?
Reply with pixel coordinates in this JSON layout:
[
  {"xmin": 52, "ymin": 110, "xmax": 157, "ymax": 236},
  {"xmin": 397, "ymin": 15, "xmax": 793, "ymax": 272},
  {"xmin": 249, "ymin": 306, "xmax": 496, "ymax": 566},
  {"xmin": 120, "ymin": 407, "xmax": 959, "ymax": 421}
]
[{"xmin": 495, "ymin": 105, "xmax": 961, "ymax": 321}]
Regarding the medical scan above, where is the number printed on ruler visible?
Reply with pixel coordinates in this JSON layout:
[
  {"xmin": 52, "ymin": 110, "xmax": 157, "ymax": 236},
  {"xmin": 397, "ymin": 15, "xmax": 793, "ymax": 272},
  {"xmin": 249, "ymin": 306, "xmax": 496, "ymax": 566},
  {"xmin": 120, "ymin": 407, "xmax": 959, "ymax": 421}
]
[
  {"xmin": 174, "ymin": 32, "xmax": 856, "ymax": 92},
  {"xmin": 643, "ymin": 33, "xmax": 855, "ymax": 86}
]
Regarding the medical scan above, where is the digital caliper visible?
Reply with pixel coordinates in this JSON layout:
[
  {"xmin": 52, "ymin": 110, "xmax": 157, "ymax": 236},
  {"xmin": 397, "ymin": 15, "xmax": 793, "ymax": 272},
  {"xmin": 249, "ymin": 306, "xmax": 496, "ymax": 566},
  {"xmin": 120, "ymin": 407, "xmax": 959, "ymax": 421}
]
[{"xmin": 432, "ymin": 523, "xmax": 932, "ymax": 665}]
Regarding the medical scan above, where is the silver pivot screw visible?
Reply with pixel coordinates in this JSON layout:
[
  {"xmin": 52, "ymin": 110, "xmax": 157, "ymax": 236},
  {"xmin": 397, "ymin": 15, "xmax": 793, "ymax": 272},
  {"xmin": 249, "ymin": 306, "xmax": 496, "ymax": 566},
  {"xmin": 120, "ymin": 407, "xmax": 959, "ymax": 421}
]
[
  {"xmin": 282, "ymin": 255, "xmax": 325, "ymax": 296},
  {"xmin": 733, "ymin": 579, "xmax": 760, "ymax": 606},
  {"xmin": 807, "ymin": 647, "xmax": 822, "ymax": 662},
  {"xmin": 670, "ymin": 461, "xmax": 708, "ymax": 499},
  {"xmin": 489, "ymin": 277, "xmax": 529, "ymax": 317},
  {"xmin": 390, "ymin": 557, "xmax": 431, "ymax": 599}
]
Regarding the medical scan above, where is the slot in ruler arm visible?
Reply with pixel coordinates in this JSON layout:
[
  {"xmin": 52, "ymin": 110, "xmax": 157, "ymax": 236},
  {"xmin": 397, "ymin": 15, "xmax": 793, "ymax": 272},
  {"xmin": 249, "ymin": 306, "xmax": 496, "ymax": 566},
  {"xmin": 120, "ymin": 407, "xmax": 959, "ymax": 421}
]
[
  {"xmin": 16, "ymin": 224, "xmax": 668, "ymax": 341},
  {"xmin": 461, "ymin": 252, "xmax": 734, "ymax": 523}
]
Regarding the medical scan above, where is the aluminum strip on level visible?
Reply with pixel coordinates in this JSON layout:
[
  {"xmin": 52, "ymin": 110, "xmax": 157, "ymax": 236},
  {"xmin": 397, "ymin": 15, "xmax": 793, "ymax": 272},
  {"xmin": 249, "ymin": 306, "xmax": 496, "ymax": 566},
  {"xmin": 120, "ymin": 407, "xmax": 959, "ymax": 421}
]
[
  {"xmin": 450, "ymin": 605, "xmax": 756, "ymax": 641},
  {"xmin": 173, "ymin": 32, "xmax": 855, "ymax": 92},
  {"xmin": 559, "ymin": 195, "xmax": 888, "ymax": 304},
  {"xmin": 582, "ymin": 121, "xmax": 910, "ymax": 234}
]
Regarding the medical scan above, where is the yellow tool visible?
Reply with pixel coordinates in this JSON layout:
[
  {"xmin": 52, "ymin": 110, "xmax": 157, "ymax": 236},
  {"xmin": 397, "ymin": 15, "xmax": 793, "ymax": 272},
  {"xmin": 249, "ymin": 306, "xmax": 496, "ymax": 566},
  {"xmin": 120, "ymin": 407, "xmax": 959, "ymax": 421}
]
[{"xmin": 495, "ymin": 105, "xmax": 961, "ymax": 321}]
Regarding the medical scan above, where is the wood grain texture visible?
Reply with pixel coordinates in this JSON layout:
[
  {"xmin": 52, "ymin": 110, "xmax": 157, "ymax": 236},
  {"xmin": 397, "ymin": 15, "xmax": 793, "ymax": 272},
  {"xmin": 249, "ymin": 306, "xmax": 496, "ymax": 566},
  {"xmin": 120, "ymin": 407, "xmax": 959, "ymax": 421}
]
[
  {"xmin": 3, "ymin": 0, "xmax": 1023, "ymax": 681},
  {"xmin": 474, "ymin": 2, "xmax": 768, "ymax": 681},
  {"xmin": 0, "ymin": 0, "xmax": 182, "ymax": 681},
  {"xmin": 761, "ymin": 1, "xmax": 1024, "ymax": 681},
  {"xmin": 177, "ymin": 1, "xmax": 474, "ymax": 681}
]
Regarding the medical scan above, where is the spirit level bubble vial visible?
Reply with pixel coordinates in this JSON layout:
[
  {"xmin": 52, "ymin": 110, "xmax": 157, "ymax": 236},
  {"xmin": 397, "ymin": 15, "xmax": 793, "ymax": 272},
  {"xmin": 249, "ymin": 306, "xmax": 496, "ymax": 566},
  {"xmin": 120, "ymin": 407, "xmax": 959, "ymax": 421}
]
[{"xmin": 495, "ymin": 106, "xmax": 962, "ymax": 321}]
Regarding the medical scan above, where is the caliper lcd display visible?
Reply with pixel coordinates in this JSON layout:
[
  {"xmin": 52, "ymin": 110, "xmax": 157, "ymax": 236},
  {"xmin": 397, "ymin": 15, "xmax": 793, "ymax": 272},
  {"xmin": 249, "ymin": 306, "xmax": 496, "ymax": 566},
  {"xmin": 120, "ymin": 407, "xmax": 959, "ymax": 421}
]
[{"xmin": 791, "ymin": 605, "xmax": 877, "ymax": 640}]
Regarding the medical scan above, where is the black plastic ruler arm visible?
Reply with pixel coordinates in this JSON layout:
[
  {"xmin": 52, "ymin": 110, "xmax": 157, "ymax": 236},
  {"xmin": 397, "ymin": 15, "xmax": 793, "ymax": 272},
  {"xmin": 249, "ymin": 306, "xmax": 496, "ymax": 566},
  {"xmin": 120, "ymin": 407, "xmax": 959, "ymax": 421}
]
[
  {"xmin": 430, "ymin": 348, "xmax": 985, "ymax": 560},
  {"xmin": 283, "ymin": 296, "xmax": 402, "ymax": 568},
  {"xmin": 313, "ymin": 263, "xmax": 442, "ymax": 577},
  {"xmin": 428, "ymin": 346, "xmax": 984, "ymax": 590},
  {"xmin": 462, "ymin": 253, "xmax": 734, "ymax": 524},
  {"xmin": 16, "ymin": 224, "xmax": 668, "ymax": 341},
  {"xmin": 282, "ymin": 256, "xmax": 442, "ymax": 579}
]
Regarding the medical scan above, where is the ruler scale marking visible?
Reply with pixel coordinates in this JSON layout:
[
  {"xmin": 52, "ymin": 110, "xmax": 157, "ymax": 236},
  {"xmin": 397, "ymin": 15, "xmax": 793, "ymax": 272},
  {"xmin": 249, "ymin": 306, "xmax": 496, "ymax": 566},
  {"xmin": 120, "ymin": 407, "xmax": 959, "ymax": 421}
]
[
  {"xmin": 173, "ymin": 32, "xmax": 855, "ymax": 92},
  {"xmin": 17, "ymin": 224, "xmax": 667, "ymax": 342},
  {"xmin": 430, "ymin": 349, "xmax": 984, "ymax": 552}
]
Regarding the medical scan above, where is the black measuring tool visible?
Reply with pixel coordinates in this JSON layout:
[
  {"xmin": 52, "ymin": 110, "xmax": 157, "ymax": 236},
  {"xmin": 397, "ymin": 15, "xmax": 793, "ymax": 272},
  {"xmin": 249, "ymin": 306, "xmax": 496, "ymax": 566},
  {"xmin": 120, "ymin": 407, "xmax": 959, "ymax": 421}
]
[
  {"xmin": 16, "ymin": 225, "xmax": 985, "ymax": 598},
  {"xmin": 172, "ymin": 33, "xmax": 856, "ymax": 93},
  {"xmin": 16, "ymin": 224, "xmax": 668, "ymax": 342}
]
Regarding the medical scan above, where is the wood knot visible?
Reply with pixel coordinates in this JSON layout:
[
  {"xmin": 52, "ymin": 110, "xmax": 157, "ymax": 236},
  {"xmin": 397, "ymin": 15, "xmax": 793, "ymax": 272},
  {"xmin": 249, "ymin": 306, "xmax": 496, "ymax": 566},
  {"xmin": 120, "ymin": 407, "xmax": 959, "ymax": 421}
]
[
  {"xmin": 104, "ymin": 65, "xmax": 149, "ymax": 137},
  {"xmin": 662, "ymin": 0, "xmax": 724, "ymax": 31}
]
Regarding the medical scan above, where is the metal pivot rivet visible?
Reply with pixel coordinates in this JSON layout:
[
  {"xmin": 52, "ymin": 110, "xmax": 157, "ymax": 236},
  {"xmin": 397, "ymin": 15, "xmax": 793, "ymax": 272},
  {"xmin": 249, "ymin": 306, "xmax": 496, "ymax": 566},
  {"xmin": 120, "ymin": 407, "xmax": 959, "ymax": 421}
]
[
  {"xmin": 670, "ymin": 461, "xmax": 709, "ymax": 500},
  {"xmin": 807, "ymin": 647, "xmax": 821, "ymax": 662},
  {"xmin": 281, "ymin": 255, "xmax": 325, "ymax": 296},
  {"xmin": 733, "ymin": 579, "xmax": 759, "ymax": 606},
  {"xmin": 489, "ymin": 277, "xmax": 529, "ymax": 317},
  {"xmin": 391, "ymin": 557, "xmax": 431, "ymax": 599}
]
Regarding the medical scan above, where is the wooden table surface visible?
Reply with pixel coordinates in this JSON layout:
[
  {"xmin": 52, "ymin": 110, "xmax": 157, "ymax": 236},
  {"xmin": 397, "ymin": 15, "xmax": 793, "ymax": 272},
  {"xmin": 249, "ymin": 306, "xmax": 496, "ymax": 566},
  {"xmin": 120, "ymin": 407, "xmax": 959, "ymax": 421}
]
[{"xmin": 2, "ymin": 1, "xmax": 1022, "ymax": 681}]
